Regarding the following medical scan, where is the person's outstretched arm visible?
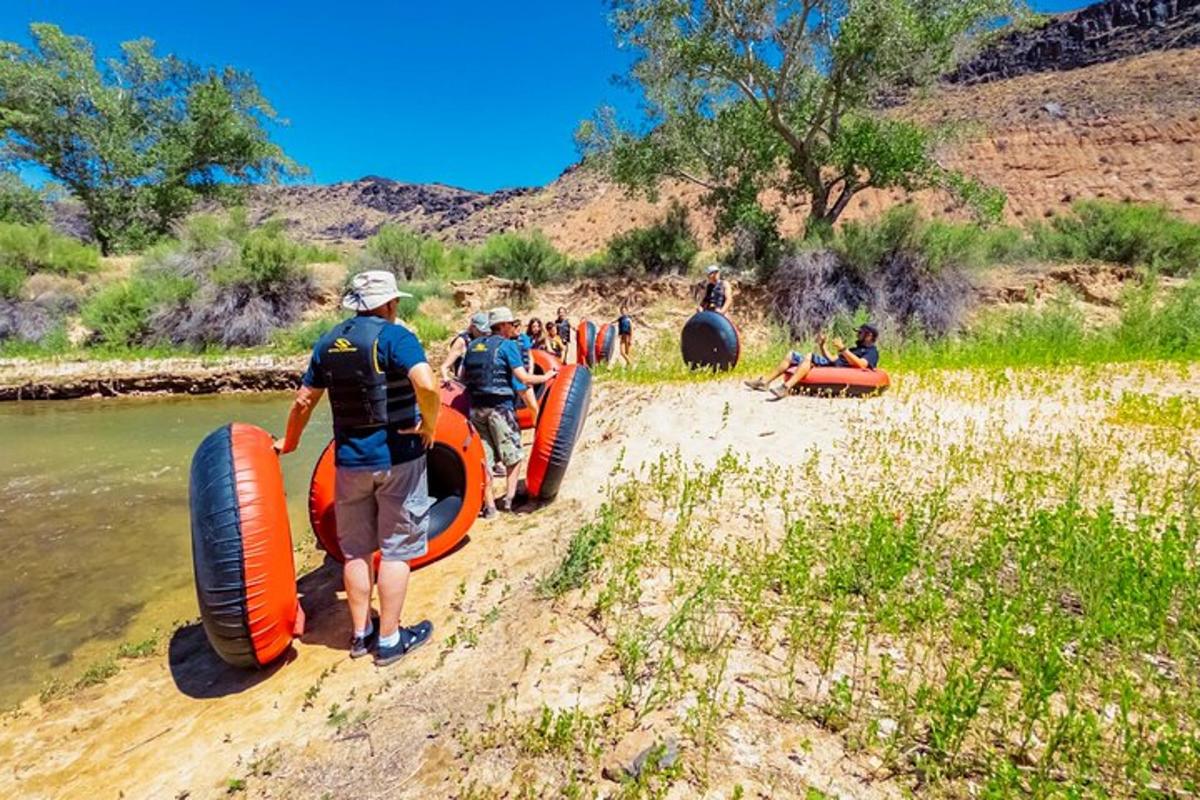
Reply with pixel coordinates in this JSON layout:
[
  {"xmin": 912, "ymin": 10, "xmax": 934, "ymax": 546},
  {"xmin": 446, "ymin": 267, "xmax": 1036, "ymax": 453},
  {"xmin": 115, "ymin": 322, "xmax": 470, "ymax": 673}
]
[
  {"xmin": 276, "ymin": 386, "xmax": 324, "ymax": 454},
  {"xmin": 514, "ymin": 365, "xmax": 556, "ymax": 386},
  {"xmin": 817, "ymin": 332, "xmax": 832, "ymax": 361},
  {"xmin": 439, "ymin": 338, "xmax": 466, "ymax": 382}
]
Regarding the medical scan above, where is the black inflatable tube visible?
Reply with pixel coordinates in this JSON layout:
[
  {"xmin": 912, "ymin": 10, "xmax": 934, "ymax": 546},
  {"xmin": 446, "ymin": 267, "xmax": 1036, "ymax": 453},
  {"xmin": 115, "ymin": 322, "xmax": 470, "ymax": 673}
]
[{"xmin": 681, "ymin": 311, "xmax": 740, "ymax": 372}]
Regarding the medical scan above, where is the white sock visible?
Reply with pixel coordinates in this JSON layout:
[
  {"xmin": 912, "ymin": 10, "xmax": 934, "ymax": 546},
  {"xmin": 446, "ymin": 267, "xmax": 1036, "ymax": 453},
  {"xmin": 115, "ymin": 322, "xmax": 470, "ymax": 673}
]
[
  {"xmin": 378, "ymin": 630, "xmax": 401, "ymax": 649},
  {"xmin": 355, "ymin": 619, "xmax": 374, "ymax": 639}
]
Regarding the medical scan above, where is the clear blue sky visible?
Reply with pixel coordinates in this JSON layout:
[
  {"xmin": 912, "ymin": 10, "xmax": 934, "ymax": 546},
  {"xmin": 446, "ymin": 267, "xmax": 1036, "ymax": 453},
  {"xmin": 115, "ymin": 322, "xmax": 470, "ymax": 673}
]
[{"xmin": 3, "ymin": 1, "xmax": 1091, "ymax": 192}]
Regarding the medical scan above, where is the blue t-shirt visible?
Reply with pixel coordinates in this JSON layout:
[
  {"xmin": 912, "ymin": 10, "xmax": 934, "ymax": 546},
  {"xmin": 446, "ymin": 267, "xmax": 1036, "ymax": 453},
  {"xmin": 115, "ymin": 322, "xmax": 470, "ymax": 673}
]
[{"xmin": 302, "ymin": 321, "xmax": 429, "ymax": 469}]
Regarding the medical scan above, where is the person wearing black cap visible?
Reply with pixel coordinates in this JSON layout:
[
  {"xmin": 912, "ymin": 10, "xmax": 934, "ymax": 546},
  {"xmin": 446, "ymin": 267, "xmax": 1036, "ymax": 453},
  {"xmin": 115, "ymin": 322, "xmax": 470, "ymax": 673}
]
[{"xmin": 745, "ymin": 324, "xmax": 881, "ymax": 399}]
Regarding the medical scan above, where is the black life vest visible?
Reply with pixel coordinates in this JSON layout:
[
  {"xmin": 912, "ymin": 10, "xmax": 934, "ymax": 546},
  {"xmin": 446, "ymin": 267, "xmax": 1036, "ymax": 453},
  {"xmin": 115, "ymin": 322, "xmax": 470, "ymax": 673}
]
[
  {"xmin": 316, "ymin": 316, "xmax": 417, "ymax": 432},
  {"xmin": 555, "ymin": 319, "xmax": 571, "ymax": 342},
  {"xmin": 702, "ymin": 280, "xmax": 727, "ymax": 310},
  {"xmin": 461, "ymin": 334, "xmax": 515, "ymax": 402}
]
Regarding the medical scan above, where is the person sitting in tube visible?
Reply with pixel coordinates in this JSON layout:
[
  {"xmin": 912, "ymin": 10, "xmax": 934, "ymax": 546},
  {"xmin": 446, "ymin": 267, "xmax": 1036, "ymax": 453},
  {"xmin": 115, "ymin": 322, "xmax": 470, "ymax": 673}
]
[
  {"xmin": 745, "ymin": 324, "xmax": 881, "ymax": 400},
  {"xmin": 440, "ymin": 311, "xmax": 490, "ymax": 383},
  {"xmin": 698, "ymin": 264, "xmax": 733, "ymax": 316},
  {"xmin": 462, "ymin": 306, "xmax": 557, "ymax": 517},
  {"xmin": 275, "ymin": 270, "xmax": 439, "ymax": 666}
]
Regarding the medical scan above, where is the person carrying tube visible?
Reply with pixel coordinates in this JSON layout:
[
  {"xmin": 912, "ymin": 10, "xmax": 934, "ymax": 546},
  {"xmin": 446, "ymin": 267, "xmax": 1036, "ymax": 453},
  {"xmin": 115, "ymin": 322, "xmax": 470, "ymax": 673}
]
[
  {"xmin": 275, "ymin": 270, "xmax": 438, "ymax": 666},
  {"xmin": 462, "ymin": 306, "xmax": 557, "ymax": 516},
  {"xmin": 440, "ymin": 311, "xmax": 490, "ymax": 383},
  {"xmin": 698, "ymin": 264, "xmax": 733, "ymax": 316}
]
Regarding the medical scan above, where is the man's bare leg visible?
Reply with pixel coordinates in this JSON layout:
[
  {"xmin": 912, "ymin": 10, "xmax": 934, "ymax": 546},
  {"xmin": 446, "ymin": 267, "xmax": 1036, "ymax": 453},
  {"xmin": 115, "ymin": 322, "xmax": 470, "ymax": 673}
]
[
  {"xmin": 343, "ymin": 556, "xmax": 375, "ymax": 634},
  {"xmin": 376, "ymin": 559, "xmax": 411, "ymax": 639}
]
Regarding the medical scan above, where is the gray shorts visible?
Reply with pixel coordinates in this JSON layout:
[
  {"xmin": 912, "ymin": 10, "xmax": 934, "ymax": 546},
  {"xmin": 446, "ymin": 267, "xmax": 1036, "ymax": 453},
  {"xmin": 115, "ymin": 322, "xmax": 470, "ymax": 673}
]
[
  {"xmin": 470, "ymin": 405, "xmax": 524, "ymax": 468},
  {"xmin": 334, "ymin": 456, "xmax": 432, "ymax": 562}
]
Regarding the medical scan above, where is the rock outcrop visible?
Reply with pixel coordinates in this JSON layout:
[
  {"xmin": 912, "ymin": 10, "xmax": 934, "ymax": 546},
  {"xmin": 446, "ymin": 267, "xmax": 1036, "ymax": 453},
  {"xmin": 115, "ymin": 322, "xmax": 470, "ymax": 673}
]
[{"xmin": 949, "ymin": 0, "xmax": 1200, "ymax": 84}]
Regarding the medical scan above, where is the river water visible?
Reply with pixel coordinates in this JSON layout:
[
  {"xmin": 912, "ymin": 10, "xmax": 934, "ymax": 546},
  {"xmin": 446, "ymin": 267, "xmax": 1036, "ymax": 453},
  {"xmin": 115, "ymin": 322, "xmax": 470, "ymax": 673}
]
[{"xmin": 0, "ymin": 393, "xmax": 332, "ymax": 708}]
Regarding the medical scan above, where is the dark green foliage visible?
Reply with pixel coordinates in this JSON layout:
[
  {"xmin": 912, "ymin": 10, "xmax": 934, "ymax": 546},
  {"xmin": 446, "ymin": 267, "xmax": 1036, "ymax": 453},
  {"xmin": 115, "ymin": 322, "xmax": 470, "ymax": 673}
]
[
  {"xmin": 602, "ymin": 202, "xmax": 698, "ymax": 275},
  {"xmin": 0, "ymin": 24, "xmax": 301, "ymax": 253},
  {"xmin": 0, "ymin": 171, "xmax": 45, "ymax": 225},
  {"xmin": 473, "ymin": 231, "xmax": 570, "ymax": 285},
  {"xmin": 1034, "ymin": 200, "xmax": 1200, "ymax": 275}
]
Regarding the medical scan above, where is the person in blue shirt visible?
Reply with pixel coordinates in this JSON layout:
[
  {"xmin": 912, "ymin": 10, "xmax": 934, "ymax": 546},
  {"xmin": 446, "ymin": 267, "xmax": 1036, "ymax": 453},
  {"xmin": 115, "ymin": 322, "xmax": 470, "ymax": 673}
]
[
  {"xmin": 745, "ymin": 324, "xmax": 882, "ymax": 399},
  {"xmin": 275, "ymin": 271, "xmax": 440, "ymax": 666},
  {"xmin": 616, "ymin": 303, "xmax": 634, "ymax": 367},
  {"xmin": 461, "ymin": 306, "xmax": 557, "ymax": 515}
]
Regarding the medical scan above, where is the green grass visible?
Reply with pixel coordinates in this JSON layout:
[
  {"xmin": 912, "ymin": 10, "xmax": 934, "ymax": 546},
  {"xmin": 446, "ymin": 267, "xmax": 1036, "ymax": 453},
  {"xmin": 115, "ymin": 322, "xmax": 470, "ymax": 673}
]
[
  {"xmin": 505, "ymin": 381, "xmax": 1200, "ymax": 796},
  {"xmin": 891, "ymin": 280, "xmax": 1200, "ymax": 370}
]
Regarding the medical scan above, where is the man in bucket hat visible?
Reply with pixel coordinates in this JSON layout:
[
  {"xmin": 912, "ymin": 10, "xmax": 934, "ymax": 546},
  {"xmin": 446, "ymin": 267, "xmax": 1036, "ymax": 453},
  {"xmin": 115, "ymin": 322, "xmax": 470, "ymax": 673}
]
[
  {"xmin": 461, "ymin": 305, "xmax": 557, "ymax": 515},
  {"xmin": 745, "ymin": 323, "xmax": 882, "ymax": 399},
  {"xmin": 276, "ymin": 270, "xmax": 439, "ymax": 666}
]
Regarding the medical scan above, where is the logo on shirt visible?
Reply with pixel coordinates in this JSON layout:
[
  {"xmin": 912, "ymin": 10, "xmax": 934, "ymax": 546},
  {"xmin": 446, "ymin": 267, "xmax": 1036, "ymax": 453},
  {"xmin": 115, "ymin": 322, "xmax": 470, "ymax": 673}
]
[
  {"xmin": 471, "ymin": 342, "xmax": 488, "ymax": 351},
  {"xmin": 328, "ymin": 338, "xmax": 358, "ymax": 354}
]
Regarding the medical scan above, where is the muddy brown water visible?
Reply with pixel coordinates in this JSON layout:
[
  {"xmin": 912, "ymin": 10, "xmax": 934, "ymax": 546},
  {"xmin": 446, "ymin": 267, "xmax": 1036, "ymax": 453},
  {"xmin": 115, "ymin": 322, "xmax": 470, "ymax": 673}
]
[{"xmin": 0, "ymin": 393, "xmax": 331, "ymax": 709}]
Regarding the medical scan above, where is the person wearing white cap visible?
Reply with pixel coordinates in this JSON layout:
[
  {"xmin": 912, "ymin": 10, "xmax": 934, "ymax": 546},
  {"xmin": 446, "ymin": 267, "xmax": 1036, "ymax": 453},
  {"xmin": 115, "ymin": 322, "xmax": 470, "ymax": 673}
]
[
  {"xmin": 698, "ymin": 264, "xmax": 733, "ymax": 316},
  {"xmin": 440, "ymin": 311, "xmax": 491, "ymax": 383},
  {"xmin": 275, "ymin": 270, "xmax": 439, "ymax": 666},
  {"xmin": 461, "ymin": 305, "xmax": 558, "ymax": 515}
]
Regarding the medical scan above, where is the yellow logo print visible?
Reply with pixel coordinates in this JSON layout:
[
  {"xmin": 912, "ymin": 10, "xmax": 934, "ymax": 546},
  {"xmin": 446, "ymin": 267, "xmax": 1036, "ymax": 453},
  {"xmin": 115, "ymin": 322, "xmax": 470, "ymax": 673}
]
[
  {"xmin": 328, "ymin": 337, "xmax": 357, "ymax": 354},
  {"xmin": 471, "ymin": 342, "xmax": 488, "ymax": 351}
]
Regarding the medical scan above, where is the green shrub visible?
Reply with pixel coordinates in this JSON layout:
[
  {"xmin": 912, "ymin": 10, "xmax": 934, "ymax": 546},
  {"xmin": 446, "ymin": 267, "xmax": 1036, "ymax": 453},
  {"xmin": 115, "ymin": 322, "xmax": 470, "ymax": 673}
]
[
  {"xmin": 0, "ymin": 172, "xmax": 46, "ymax": 225},
  {"xmin": 602, "ymin": 202, "xmax": 698, "ymax": 275},
  {"xmin": 472, "ymin": 231, "xmax": 570, "ymax": 284},
  {"xmin": 81, "ymin": 280, "xmax": 157, "ymax": 346},
  {"xmin": 828, "ymin": 205, "xmax": 1031, "ymax": 275},
  {"xmin": 0, "ymin": 263, "xmax": 24, "ymax": 298},
  {"xmin": 359, "ymin": 225, "xmax": 462, "ymax": 281},
  {"xmin": 225, "ymin": 228, "xmax": 310, "ymax": 290},
  {"xmin": 0, "ymin": 222, "xmax": 100, "ymax": 278},
  {"xmin": 1036, "ymin": 200, "xmax": 1200, "ymax": 275}
]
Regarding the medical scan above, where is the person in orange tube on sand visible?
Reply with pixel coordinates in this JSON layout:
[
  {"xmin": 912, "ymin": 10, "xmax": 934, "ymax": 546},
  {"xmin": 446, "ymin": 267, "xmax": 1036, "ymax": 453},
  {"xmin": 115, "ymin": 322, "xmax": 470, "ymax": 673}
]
[{"xmin": 745, "ymin": 324, "xmax": 881, "ymax": 400}]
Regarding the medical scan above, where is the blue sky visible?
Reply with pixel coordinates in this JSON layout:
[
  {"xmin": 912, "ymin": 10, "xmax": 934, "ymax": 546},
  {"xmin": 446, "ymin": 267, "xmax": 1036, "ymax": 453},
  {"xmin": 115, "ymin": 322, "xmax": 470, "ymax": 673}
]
[{"xmin": 3, "ymin": 1, "xmax": 1090, "ymax": 192}]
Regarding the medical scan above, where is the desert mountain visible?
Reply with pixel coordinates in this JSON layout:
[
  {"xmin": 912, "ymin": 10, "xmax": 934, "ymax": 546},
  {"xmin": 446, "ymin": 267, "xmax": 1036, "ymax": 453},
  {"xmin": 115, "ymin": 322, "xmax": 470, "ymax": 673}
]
[{"xmin": 246, "ymin": 0, "xmax": 1200, "ymax": 256}]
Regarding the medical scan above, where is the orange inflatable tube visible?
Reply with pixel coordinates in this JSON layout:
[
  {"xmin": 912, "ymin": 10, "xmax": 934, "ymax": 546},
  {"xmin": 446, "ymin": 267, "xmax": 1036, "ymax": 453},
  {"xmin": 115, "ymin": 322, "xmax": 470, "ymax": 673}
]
[
  {"xmin": 189, "ymin": 423, "xmax": 301, "ymax": 668},
  {"xmin": 526, "ymin": 364, "xmax": 593, "ymax": 500},
  {"xmin": 783, "ymin": 365, "xmax": 891, "ymax": 396},
  {"xmin": 515, "ymin": 349, "xmax": 562, "ymax": 430},
  {"xmin": 308, "ymin": 404, "xmax": 486, "ymax": 569}
]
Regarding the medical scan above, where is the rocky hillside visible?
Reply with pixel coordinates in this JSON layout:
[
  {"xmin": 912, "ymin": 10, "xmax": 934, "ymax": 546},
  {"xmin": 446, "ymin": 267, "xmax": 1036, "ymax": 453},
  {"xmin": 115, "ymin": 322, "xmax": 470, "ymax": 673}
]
[
  {"xmin": 948, "ymin": 0, "xmax": 1200, "ymax": 84},
  {"xmin": 244, "ymin": 1, "xmax": 1200, "ymax": 255}
]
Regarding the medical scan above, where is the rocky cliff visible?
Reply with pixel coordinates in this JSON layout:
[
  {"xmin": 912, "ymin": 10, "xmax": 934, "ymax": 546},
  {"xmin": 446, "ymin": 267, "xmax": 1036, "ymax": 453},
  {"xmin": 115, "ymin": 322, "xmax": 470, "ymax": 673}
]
[{"xmin": 949, "ymin": 0, "xmax": 1200, "ymax": 84}]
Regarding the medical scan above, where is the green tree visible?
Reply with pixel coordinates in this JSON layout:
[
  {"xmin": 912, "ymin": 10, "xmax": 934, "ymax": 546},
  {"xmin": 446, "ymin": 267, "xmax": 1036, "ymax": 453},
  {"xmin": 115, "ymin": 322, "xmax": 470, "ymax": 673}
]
[
  {"xmin": 578, "ymin": 0, "xmax": 1014, "ymax": 240},
  {"xmin": 0, "ymin": 24, "xmax": 302, "ymax": 254}
]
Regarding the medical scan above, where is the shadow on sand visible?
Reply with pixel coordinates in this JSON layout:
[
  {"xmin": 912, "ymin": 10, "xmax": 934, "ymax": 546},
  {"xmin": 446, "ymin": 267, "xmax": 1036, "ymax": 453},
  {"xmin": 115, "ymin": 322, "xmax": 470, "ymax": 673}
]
[{"xmin": 170, "ymin": 540, "xmax": 473, "ymax": 696}]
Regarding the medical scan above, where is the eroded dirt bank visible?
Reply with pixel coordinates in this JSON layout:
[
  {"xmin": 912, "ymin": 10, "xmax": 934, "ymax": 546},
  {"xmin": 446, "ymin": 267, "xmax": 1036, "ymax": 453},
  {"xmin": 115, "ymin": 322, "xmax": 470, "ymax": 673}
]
[{"xmin": 3, "ymin": 365, "xmax": 1197, "ymax": 799}]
